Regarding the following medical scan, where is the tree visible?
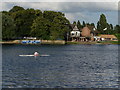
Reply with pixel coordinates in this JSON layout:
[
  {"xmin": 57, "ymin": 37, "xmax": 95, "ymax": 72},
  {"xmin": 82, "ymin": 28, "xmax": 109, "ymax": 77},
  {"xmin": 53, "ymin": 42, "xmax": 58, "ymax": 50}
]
[
  {"xmin": 10, "ymin": 8, "xmax": 42, "ymax": 37},
  {"xmin": 110, "ymin": 24, "xmax": 113, "ymax": 30},
  {"xmin": 82, "ymin": 21, "xmax": 86, "ymax": 27},
  {"xmin": 31, "ymin": 11, "xmax": 70, "ymax": 40},
  {"xmin": 31, "ymin": 17, "xmax": 51, "ymax": 40},
  {"xmin": 91, "ymin": 23, "xmax": 95, "ymax": 28},
  {"xmin": 2, "ymin": 5, "xmax": 70, "ymax": 40},
  {"xmin": 9, "ymin": 6, "xmax": 24, "ymax": 13},
  {"xmin": 97, "ymin": 14, "xmax": 108, "ymax": 34},
  {"xmin": 77, "ymin": 20, "xmax": 82, "ymax": 29},
  {"xmin": 50, "ymin": 16, "xmax": 69, "ymax": 40},
  {"xmin": 102, "ymin": 23, "xmax": 115, "ymax": 34},
  {"xmin": 105, "ymin": 23, "xmax": 111, "ymax": 34},
  {"xmin": 114, "ymin": 25, "xmax": 120, "ymax": 41},
  {"xmin": 73, "ymin": 21, "xmax": 76, "ymax": 25},
  {"xmin": 43, "ymin": 11, "xmax": 65, "ymax": 22},
  {"xmin": 114, "ymin": 25, "xmax": 120, "ymax": 33},
  {"xmin": 43, "ymin": 11, "xmax": 70, "ymax": 40},
  {"xmin": 2, "ymin": 13, "xmax": 15, "ymax": 40}
]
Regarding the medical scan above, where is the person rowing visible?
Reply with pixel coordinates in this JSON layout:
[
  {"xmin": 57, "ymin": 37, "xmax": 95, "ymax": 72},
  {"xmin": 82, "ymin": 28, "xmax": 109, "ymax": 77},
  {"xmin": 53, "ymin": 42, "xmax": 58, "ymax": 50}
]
[
  {"xmin": 34, "ymin": 52, "xmax": 39, "ymax": 57},
  {"xmin": 19, "ymin": 51, "xmax": 50, "ymax": 57}
]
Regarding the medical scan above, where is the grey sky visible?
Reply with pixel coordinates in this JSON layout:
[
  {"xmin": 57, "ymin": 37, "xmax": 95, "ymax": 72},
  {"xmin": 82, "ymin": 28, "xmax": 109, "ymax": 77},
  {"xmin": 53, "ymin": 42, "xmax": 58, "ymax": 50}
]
[{"xmin": 1, "ymin": 2, "xmax": 119, "ymax": 26}]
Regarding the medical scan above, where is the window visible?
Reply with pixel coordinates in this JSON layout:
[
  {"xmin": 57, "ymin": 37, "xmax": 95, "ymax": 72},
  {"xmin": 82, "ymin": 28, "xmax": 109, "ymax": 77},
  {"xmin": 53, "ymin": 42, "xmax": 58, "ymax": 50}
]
[
  {"xmin": 72, "ymin": 33, "xmax": 74, "ymax": 35},
  {"xmin": 105, "ymin": 38, "xmax": 111, "ymax": 40},
  {"xmin": 76, "ymin": 32, "xmax": 77, "ymax": 35},
  {"xmin": 112, "ymin": 38, "xmax": 118, "ymax": 40}
]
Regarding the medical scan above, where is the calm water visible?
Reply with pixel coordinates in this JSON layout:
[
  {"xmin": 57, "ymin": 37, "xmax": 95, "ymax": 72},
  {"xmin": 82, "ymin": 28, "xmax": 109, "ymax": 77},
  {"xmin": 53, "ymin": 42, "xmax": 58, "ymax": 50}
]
[{"xmin": 2, "ymin": 44, "xmax": 119, "ymax": 88}]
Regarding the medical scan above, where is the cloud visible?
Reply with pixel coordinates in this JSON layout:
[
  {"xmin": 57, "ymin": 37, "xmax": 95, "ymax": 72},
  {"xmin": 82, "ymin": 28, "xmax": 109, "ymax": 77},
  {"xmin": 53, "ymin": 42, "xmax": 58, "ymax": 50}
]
[
  {"xmin": 1, "ymin": 0, "xmax": 119, "ymax": 2},
  {"xmin": 61, "ymin": 2, "xmax": 118, "ymax": 12},
  {"xmin": 1, "ymin": 2, "xmax": 118, "ymax": 25},
  {"xmin": 2, "ymin": 2, "xmax": 118, "ymax": 12},
  {"xmin": 65, "ymin": 12, "xmax": 86, "ymax": 20}
]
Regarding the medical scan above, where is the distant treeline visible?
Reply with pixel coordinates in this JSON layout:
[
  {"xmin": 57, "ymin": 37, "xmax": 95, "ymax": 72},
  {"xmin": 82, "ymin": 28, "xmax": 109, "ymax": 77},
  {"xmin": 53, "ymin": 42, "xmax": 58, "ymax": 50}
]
[{"xmin": 2, "ymin": 6, "xmax": 120, "ymax": 40}]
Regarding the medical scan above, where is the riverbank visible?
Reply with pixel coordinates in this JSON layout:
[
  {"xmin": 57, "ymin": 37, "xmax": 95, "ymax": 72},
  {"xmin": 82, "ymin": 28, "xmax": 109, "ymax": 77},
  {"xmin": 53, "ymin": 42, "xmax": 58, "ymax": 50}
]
[
  {"xmin": 0, "ymin": 40, "xmax": 119, "ymax": 45},
  {"xmin": 0, "ymin": 40, "xmax": 66, "ymax": 45},
  {"xmin": 66, "ymin": 41, "xmax": 119, "ymax": 45},
  {"xmin": 68, "ymin": 41, "xmax": 119, "ymax": 44},
  {"xmin": 0, "ymin": 40, "xmax": 19, "ymax": 44}
]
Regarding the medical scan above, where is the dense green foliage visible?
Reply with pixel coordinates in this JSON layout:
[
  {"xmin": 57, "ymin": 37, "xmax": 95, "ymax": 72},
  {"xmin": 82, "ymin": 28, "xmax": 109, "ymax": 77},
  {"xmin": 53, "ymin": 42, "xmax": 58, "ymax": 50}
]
[
  {"xmin": 2, "ymin": 6, "xmax": 120, "ymax": 41},
  {"xmin": 31, "ymin": 17, "xmax": 51, "ymax": 39},
  {"xmin": 10, "ymin": 8, "xmax": 42, "ymax": 37},
  {"xmin": 9, "ymin": 6, "xmax": 25, "ymax": 12},
  {"xmin": 31, "ymin": 11, "xmax": 70, "ymax": 40},
  {"xmin": 115, "ymin": 33, "xmax": 120, "ymax": 40},
  {"xmin": 2, "ymin": 6, "xmax": 70, "ymax": 40},
  {"xmin": 114, "ymin": 25, "xmax": 120, "ymax": 34},
  {"xmin": 96, "ymin": 14, "xmax": 120, "ymax": 34},
  {"xmin": 2, "ymin": 13, "xmax": 16, "ymax": 40},
  {"xmin": 97, "ymin": 14, "xmax": 108, "ymax": 33}
]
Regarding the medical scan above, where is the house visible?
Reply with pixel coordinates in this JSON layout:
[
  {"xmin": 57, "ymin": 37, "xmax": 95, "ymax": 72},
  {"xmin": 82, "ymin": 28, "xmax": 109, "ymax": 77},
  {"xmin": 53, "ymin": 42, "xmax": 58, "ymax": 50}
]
[
  {"xmin": 70, "ymin": 25, "xmax": 80, "ymax": 41},
  {"xmin": 69, "ymin": 24, "xmax": 100, "ymax": 42},
  {"xmin": 99, "ymin": 35, "xmax": 118, "ymax": 41},
  {"xmin": 93, "ymin": 36, "xmax": 101, "ymax": 41},
  {"xmin": 80, "ymin": 26, "xmax": 92, "ymax": 41},
  {"xmin": 81, "ymin": 26, "xmax": 91, "ymax": 37}
]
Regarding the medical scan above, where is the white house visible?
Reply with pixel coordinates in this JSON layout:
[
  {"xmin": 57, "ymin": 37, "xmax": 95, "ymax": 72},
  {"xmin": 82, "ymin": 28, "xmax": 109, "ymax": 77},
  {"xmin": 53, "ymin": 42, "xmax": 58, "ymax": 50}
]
[{"xmin": 70, "ymin": 25, "xmax": 80, "ymax": 41}]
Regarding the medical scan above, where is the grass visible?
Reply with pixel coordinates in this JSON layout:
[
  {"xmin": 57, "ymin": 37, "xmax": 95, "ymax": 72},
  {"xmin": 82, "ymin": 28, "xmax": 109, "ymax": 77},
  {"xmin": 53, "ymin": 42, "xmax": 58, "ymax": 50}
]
[
  {"xmin": 1, "ymin": 40, "xmax": 120, "ymax": 45},
  {"xmin": 66, "ymin": 41, "xmax": 97, "ymax": 44},
  {"xmin": 66, "ymin": 41, "xmax": 120, "ymax": 45},
  {"xmin": 97, "ymin": 41, "xmax": 119, "ymax": 44}
]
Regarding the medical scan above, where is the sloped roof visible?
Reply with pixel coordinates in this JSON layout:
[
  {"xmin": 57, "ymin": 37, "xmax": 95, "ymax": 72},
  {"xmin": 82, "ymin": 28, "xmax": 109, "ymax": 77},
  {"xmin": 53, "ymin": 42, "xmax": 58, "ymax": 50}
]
[
  {"xmin": 87, "ymin": 25, "xmax": 94, "ymax": 31},
  {"xmin": 70, "ymin": 24, "xmax": 75, "ymax": 29},
  {"xmin": 69, "ymin": 24, "xmax": 79, "ymax": 31},
  {"xmin": 99, "ymin": 35, "xmax": 117, "ymax": 39},
  {"xmin": 73, "ymin": 25, "xmax": 79, "ymax": 31}
]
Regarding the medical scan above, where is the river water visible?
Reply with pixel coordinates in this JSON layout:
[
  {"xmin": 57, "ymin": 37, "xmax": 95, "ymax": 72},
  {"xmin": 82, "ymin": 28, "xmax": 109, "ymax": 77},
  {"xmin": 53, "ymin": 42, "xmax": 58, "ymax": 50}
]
[{"xmin": 2, "ymin": 44, "xmax": 119, "ymax": 88}]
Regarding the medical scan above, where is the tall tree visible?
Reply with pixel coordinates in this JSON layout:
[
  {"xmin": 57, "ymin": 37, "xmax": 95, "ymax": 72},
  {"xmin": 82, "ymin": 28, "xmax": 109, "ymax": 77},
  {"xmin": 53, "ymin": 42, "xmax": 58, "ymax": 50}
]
[
  {"xmin": 73, "ymin": 21, "xmax": 76, "ymax": 25},
  {"xmin": 77, "ymin": 20, "xmax": 82, "ymax": 29},
  {"xmin": 110, "ymin": 24, "xmax": 113, "ymax": 30},
  {"xmin": 97, "ymin": 14, "xmax": 108, "ymax": 34},
  {"xmin": 82, "ymin": 21, "xmax": 86, "ymax": 27}
]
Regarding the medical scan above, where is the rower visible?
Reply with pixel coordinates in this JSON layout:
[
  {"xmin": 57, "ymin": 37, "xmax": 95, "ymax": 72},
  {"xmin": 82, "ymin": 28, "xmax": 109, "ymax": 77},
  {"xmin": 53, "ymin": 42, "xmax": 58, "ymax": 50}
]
[{"xmin": 34, "ymin": 52, "xmax": 39, "ymax": 56}]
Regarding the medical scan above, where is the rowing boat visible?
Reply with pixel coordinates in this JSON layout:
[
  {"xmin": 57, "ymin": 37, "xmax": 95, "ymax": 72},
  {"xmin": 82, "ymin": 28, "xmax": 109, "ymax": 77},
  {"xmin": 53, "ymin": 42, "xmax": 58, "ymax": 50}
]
[{"xmin": 19, "ymin": 54, "xmax": 50, "ymax": 57}]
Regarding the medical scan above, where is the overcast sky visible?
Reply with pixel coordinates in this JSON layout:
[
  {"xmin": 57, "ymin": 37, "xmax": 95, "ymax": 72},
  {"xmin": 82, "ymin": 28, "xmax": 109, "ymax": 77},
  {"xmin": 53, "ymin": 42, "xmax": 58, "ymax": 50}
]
[{"xmin": 1, "ymin": 0, "xmax": 119, "ymax": 26}]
